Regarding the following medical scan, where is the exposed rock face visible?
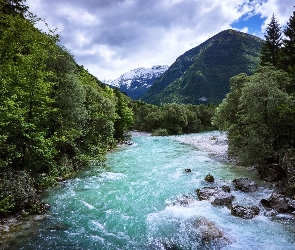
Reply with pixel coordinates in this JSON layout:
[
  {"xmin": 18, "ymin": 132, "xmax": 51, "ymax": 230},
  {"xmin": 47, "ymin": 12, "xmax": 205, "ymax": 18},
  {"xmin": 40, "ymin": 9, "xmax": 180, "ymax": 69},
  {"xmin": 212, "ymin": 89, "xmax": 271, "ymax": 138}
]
[
  {"xmin": 149, "ymin": 238, "xmax": 180, "ymax": 250},
  {"xmin": 196, "ymin": 187, "xmax": 220, "ymax": 200},
  {"xmin": 261, "ymin": 193, "xmax": 289, "ymax": 213},
  {"xmin": 191, "ymin": 217, "xmax": 231, "ymax": 248},
  {"xmin": 196, "ymin": 187, "xmax": 234, "ymax": 207},
  {"xmin": 232, "ymin": 177, "xmax": 258, "ymax": 192},
  {"xmin": 211, "ymin": 192, "xmax": 234, "ymax": 207},
  {"xmin": 258, "ymin": 164, "xmax": 286, "ymax": 182},
  {"xmin": 204, "ymin": 174, "xmax": 214, "ymax": 182},
  {"xmin": 170, "ymin": 195, "xmax": 196, "ymax": 207},
  {"xmin": 231, "ymin": 205, "xmax": 260, "ymax": 219},
  {"xmin": 222, "ymin": 185, "xmax": 231, "ymax": 193},
  {"xmin": 105, "ymin": 65, "xmax": 169, "ymax": 100}
]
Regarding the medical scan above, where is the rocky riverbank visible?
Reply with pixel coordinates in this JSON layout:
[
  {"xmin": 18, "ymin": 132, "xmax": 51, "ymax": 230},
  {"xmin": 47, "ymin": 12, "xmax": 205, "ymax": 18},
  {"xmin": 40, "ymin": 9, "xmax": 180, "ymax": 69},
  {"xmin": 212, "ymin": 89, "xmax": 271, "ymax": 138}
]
[
  {"xmin": 172, "ymin": 131, "xmax": 295, "ymax": 219},
  {"xmin": 173, "ymin": 131, "xmax": 229, "ymax": 162}
]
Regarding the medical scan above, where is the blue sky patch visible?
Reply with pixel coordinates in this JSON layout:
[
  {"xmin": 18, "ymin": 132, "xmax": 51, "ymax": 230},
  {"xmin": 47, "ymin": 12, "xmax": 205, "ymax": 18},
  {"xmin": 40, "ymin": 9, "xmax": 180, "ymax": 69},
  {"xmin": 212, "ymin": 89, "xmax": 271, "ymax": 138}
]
[{"xmin": 231, "ymin": 14, "xmax": 266, "ymax": 38}]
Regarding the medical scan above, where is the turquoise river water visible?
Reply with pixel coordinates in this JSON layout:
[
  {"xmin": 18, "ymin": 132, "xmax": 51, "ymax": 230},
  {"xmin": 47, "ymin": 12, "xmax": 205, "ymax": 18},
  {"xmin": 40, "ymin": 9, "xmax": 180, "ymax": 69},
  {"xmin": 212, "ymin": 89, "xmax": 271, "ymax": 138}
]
[{"xmin": 11, "ymin": 131, "xmax": 295, "ymax": 249}]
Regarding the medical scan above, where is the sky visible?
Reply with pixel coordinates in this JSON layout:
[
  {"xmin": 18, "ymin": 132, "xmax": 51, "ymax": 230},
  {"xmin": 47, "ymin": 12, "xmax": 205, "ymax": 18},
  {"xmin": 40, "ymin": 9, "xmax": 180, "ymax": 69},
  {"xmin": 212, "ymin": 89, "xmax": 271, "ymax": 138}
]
[{"xmin": 25, "ymin": 0, "xmax": 294, "ymax": 81}]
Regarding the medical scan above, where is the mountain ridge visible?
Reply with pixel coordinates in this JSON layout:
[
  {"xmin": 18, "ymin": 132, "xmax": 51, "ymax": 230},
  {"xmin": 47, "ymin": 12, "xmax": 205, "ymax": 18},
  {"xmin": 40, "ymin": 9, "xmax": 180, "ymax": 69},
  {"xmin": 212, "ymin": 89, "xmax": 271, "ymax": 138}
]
[
  {"xmin": 104, "ymin": 65, "xmax": 169, "ymax": 99},
  {"xmin": 141, "ymin": 29, "xmax": 263, "ymax": 104}
]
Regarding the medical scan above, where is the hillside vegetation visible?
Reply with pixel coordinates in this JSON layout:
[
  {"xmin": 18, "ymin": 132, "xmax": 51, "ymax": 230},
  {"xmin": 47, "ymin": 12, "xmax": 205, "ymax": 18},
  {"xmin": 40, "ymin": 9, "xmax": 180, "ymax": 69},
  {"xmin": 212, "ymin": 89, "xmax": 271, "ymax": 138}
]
[
  {"xmin": 0, "ymin": 0, "xmax": 133, "ymax": 214},
  {"xmin": 213, "ymin": 12, "xmax": 295, "ymax": 196},
  {"xmin": 142, "ymin": 29, "xmax": 262, "ymax": 105}
]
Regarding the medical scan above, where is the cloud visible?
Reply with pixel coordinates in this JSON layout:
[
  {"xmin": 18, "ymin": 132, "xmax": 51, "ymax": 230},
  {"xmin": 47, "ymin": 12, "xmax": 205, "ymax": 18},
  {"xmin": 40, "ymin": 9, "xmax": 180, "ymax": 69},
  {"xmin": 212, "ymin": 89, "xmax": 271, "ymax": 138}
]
[{"xmin": 25, "ymin": 0, "xmax": 294, "ymax": 80}]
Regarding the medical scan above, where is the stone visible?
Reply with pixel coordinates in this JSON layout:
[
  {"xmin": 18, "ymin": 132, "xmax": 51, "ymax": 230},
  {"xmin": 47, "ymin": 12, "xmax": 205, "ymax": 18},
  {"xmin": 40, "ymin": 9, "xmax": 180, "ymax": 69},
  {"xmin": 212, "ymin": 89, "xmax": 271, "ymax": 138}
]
[
  {"xmin": 287, "ymin": 199, "xmax": 295, "ymax": 212},
  {"xmin": 149, "ymin": 238, "xmax": 180, "ymax": 250},
  {"xmin": 261, "ymin": 193, "xmax": 289, "ymax": 213},
  {"xmin": 171, "ymin": 195, "xmax": 195, "ymax": 207},
  {"xmin": 211, "ymin": 192, "xmax": 234, "ymax": 207},
  {"xmin": 204, "ymin": 174, "xmax": 214, "ymax": 182},
  {"xmin": 232, "ymin": 177, "xmax": 258, "ymax": 192},
  {"xmin": 196, "ymin": 187, "xmax": 220, "ymax": 200},
  {"xmin": 191, "ymin": 217, "xmax": 231, "ymax": 247},
  {"xmin": 196, "ymin": 187, "xmax": 235, "ymax": 207},
  {"xmin": 221, "ymin": 185, "xmax": 231, "ymax": 193},
  {"xmin": 231, "ymin": 205, "xmax": 260, "ymax": 219},
  {"xmin": 258, "ymin": 164, "xmax": 286, "ymax": 182}
]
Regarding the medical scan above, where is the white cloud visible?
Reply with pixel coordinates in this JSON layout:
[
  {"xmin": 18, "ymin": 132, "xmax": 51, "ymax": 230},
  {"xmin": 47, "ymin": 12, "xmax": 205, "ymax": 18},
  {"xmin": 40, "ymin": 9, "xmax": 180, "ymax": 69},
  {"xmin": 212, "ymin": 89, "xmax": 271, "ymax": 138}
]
[{"xmin": 25, "ymin": 0, "xmax": 294, "ymax": 80}]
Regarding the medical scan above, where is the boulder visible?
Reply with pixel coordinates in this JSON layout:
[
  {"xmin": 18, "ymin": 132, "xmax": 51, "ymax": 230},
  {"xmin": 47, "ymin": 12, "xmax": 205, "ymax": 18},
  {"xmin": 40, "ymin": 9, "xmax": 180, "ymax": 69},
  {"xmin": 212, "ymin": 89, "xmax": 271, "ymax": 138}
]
[
  {"xmin": 211, "ymin": 192, "xmax": 234, "ymax": 207},
  {"xmin": 232, "ymin": 177, "xmax": 258, "ymax": 192},
  {"xmin": 196, "ymin": 187, "xmax": 235, "ymax": 207},
  {"xmin": 287, "ymin": 199, "xmax": 295, "ymax": 212},
  {"xmin": 221, "ymin": 185, "xmax": 231, "ymax": 193},
  {"xmin": 231, "ymin": 205, "xmax": 260, "ymax": 219},
  {"xmin": 149, "ymin": 238, "xmax": 180, "ymax": 250},
  {"xmin": 191, "ymin": 217, "xmax": 231, "ymax": 247},
  {"xmin": 258, "ymin": 164, "xmax": 286, "ymax": 182},
  {"xmin": 171, "ymin": 195, "xmax": 195, "ymax": 207},
  {"xmin": 261, "ymin": 193, "xmax": 289, "ymax": 213},
  {"xmin": 204, "ymin": 174, "xmax": 214, "ymax": 182},
  {"xmin": 196, "ymin": 187, "xmax": 220, "ymax": 200}
]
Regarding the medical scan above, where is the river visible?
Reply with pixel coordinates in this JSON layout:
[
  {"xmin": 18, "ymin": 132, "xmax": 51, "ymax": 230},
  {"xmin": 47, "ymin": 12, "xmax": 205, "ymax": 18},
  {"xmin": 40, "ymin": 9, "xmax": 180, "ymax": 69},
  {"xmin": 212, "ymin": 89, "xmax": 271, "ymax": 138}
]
[{"xmin": 8, "ymin": 131, "xmax": 295, "ymax": 249}]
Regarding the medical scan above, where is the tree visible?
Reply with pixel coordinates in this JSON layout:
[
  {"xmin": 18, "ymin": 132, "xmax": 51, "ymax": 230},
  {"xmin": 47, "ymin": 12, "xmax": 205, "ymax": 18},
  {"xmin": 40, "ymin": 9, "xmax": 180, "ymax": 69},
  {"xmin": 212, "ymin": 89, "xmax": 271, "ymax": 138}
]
[
  {"xmin": 260, "ymin": 14, "xmax": 282, "ymax": 67},
  {"xmin": 0, "ymin": 13, "xmax": 58, "ymax": 171},
  {"xmin": 113, "ymin": 88, "xmax": 134, "ymax": 141},
  {"xmin": 213, "ymin": 67, "xmax": 293, "ymax": 165},
  {"xmin": 0, "ymin": 0, "xmax": 28, "ymax": 15},
  {"xmin": 282, "ymin": 6, "xmax": 295, "ymax": 73}
]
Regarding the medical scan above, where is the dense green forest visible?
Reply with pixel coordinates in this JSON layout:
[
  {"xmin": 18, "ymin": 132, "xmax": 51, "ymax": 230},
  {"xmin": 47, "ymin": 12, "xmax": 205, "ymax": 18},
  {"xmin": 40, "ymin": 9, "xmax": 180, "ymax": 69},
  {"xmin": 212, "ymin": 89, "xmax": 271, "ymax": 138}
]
[
  {"xmin": 213, "ymin": 11, "xmax": 295, "ymax": 196},
  {"xmin": 0, "ymin": 0, "xmax": 134, "ymax": 214},
  {"xmin": 1, "ymin": 0, "xmax": 295, "ymax": 216},
  {"xmin": 131, "ymin": 101, "xmax": 216, "ymax": 135},
  {"xmin": 0, "ymin": 0, "xmax": 215, "ymax": 216}
]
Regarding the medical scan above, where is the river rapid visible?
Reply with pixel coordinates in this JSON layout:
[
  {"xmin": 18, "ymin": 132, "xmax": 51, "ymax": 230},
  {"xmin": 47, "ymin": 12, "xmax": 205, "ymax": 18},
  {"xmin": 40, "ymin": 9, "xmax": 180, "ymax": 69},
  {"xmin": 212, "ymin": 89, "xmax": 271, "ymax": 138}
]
[{"xmin": 7, "ymin": 131, "xmax": 295, "ymax": 249}]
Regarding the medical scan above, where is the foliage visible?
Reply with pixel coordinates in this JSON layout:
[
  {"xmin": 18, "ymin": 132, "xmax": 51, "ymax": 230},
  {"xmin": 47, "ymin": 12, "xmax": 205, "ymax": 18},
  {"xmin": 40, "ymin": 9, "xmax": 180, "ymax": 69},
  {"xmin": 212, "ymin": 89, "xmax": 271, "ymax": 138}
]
[
  {"xmin": 0, "ymin": 3, "xmax": 135, "ymax": 214},
  {"xmin": 131, "ymin": 101, "xmax": 215, "ymax": 135},
  {"xmin": 281, "ymin": 7, "xmax": 295, "ymax": 75},
  {"xmin": 213, "ymin": 67, "xmax": 293, "ymax": 165},
  {"xmin": 260, "ymin": 14, "xmax": 282, "ymax": 67}
]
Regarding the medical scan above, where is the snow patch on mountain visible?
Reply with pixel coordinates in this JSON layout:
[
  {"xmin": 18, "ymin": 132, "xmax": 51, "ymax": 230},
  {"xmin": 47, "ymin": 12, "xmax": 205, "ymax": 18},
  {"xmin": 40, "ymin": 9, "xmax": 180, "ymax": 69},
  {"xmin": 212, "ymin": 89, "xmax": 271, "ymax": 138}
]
[
  {"xmin": 103, "ymin": 65, "xmax": 169, "ymax": 99},
  {"xmin": 106, "ymin": 65, "xmax": 169, "ymax": 89}
]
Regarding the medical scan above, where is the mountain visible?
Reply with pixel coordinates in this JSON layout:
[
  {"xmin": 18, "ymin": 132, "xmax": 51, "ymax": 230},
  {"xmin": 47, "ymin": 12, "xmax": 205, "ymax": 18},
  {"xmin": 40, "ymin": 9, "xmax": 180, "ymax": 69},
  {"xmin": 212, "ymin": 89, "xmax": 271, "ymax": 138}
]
[
  {"xmin": 105, "ymin": 65, "xmax": 169, "ymax": 99},
  {"xmin": 141, "ymin": 29, "xmax": 263, "ymax": 105}
]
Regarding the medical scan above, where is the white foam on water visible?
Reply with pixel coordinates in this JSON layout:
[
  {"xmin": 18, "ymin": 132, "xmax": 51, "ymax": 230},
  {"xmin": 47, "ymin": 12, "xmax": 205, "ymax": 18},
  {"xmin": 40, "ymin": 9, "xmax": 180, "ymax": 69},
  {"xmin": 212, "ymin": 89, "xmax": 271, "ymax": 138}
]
[
  {"xmin": 99, "ymin": 171, "xmax": 127, "ymax": 181},
  {"xmin": 81, "ymin": 200, "xmax": 96, "ymax": 210}
]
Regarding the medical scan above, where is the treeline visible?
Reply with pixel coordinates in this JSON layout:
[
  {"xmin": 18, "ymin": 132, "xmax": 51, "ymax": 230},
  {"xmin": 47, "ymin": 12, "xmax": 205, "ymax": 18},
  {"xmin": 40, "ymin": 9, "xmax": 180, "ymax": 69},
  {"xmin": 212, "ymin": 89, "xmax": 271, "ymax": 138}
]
[
  {"xmin": 131, "ymin": 101, "xmax": 216, "ymax": 135},
  {"xmin": 0, "ymin": 0, "xmax": 133, "ymax": 214},
  {"xmin": 213, "ymin": 9, "xmax": 295, "ymax": 196}
]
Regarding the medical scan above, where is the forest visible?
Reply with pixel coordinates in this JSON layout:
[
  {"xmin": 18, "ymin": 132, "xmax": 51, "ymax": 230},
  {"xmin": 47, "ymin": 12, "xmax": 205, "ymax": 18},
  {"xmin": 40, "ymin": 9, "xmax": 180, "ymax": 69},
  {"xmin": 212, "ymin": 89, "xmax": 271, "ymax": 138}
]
[
  {"xmin": 213, "ymin": 12, "xmax": 295, "ymax": 196},
  {"xmin": 0, "ymin": 0, "xmax": 295, "ymax": 217},
  {"xmin": 0, "ymin": 0, "xmax": 134, "ymax": 214}
]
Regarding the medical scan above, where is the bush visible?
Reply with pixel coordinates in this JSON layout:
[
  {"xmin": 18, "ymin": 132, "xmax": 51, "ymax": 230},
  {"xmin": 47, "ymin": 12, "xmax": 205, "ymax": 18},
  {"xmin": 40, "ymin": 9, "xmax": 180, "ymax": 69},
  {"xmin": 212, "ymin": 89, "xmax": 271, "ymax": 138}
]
[
  {"xmin": 0, "ymin": 170, "xmax": 36, "ymax": 213},
  {"xmin": 152, "ymin": 128, "xmax": 169, "ymax": 136}
]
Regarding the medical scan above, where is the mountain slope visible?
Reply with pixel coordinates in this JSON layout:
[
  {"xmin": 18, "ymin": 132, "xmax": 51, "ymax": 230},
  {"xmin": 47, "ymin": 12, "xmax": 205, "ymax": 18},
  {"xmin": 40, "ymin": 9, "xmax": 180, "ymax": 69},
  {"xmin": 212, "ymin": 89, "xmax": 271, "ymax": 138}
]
[
  {"xmin": 105, "ymin": 65, "xmax": 169, "ymax": 99},
  {"xmin": 141, "ymin": 29, "xmax": 263, "ymax": 105}
]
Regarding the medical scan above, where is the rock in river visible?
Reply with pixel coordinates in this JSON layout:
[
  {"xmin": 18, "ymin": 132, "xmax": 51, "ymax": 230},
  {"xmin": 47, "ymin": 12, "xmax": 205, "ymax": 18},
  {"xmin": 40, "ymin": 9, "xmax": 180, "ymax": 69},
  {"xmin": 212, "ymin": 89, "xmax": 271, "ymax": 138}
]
[
  {"xmin": 231, "ymin": 205, "xmax": 260, "ymax": 219},
  {"xmin": 261, "ymin": 193, "xmax": 289, "ymax": 213},
  {"xmin": 232, "ymin": 177, "xmax": 258, "ymax": 192}
]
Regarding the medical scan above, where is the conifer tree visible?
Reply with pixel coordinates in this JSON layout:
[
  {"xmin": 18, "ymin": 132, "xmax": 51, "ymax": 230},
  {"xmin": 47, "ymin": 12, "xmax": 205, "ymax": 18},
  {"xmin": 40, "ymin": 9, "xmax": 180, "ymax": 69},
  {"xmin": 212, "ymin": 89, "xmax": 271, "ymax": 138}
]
[
  {"xmin": 0, "ymin": 0, "xmax": 28, "ymax": 15},
  {"xmin": 282, "ymin": 6, "xmax": 295, "ymax": 73},
  {"xmin": 260, "ymin": 14, "xmax": 282, "ymax": 67}
]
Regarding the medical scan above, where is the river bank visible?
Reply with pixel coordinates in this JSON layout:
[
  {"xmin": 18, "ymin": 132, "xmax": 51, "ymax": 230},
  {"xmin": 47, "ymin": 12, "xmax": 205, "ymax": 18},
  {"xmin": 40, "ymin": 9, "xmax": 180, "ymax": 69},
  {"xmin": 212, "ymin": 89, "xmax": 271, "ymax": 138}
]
[
  {"xmin": 173, "ymin": 131, "xmax": 229, "ymax": 162},
  {"xmin": 1, "ymin": 131, "xmax": 295, "ymax": 249}
]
